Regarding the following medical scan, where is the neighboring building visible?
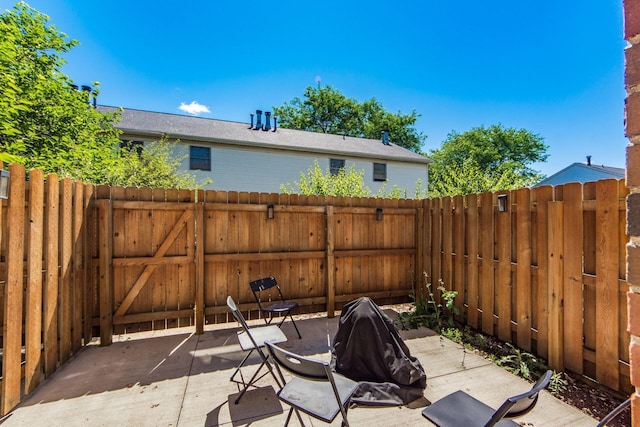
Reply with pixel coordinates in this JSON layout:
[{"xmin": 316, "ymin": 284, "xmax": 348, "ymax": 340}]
[
  {"xmin": 100, "ymin": 106, "xmax": 432, "ymax": 194},
  {"xmin": 535, "ymin": 156, "xmax": 625, "ymax": 187}
]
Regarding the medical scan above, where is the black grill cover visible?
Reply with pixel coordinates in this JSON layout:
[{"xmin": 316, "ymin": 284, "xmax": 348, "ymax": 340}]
[{"xmin": 331, "ymin": 297, "xmax": 427, "ymax": 406}]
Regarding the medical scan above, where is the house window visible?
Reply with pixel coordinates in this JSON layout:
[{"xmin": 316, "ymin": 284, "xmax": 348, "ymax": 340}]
[
  {"xmin": 120, "ymin": 140, "xmax": 144, "ymax": 157},
  {"xmin": 373, "ymin": 163, "xmax": 387, "ymax": 181},
  {"xmin": 190, "ymin": 146, "xmax": 211, "ymax": 171},
  {"xmin": 330, "ymin": 159, "xmax": 345, "ymax": 175}
]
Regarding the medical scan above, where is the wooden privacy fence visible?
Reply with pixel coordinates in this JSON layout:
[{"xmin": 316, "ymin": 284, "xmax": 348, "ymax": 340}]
[
  {"xmin": 0, "ymin": 162, "xmax": 631, "ymax": 415},
  {"xmin": 94, "ymin": 184, "xmax": 422, "ymax": 344},
  {"xmin": 424, "ymin": 179, "xmax": 630, "ymax": 393}
]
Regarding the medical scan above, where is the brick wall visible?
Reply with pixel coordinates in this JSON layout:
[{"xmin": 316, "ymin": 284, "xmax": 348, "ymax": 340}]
[{"xmin": 626, "ymin": 0, "xmax": 640, "ymax": 424}]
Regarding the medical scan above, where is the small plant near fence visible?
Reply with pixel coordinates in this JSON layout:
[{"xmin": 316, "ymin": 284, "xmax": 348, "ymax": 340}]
[
  {"xmin": 396, "ymin": 271, "xmax": 567, "ymax": 395},
  {"xmin": 395, "ymin": 272, "xmax": 460, "ymax": 333}
]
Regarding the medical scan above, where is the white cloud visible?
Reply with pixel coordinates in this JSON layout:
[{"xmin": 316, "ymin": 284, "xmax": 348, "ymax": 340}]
[{"xmin": 178, "ymin": 101, "xmax": 211, "ymax": 116}]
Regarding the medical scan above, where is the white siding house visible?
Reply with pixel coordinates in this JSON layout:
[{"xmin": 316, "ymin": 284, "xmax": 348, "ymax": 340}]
[
  {"xmin": 534, "ymin": 157, "xmax": 625, "ymax": 187},
  {"xmin": 101, "ymin": 106, "xmax": 432, "ymax": 195}
]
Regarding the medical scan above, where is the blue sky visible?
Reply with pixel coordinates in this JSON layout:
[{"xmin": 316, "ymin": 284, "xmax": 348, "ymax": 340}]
[{"xmin": 5, "ymin": 1, "xmax": 627, "ymax": 177}]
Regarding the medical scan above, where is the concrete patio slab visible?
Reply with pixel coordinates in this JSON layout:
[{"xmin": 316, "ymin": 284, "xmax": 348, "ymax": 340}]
[{"xmin": 1, "ymin": 309, "xmax": 597, "ymax": 426}]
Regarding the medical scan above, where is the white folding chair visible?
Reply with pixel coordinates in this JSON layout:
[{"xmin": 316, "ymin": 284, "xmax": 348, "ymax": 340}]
[{"xmin": 227, "ymin": 296, "xmax": 287, "ymax": 404}]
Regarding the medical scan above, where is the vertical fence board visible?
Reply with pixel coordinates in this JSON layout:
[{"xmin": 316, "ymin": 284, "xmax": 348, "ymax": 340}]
[
  {"xmin": 98, "ymin": 199, "xmax": 113, "ymax": 346},
  {"xmin": 563, "ymin": 182, "xmax": 584, "ymax": 374},
  {"xmin": 441, "ymin": 198, "xmax": 453, "ymax": 296},
  {"xmin": 548, "ymin": 201, "xmax": 564, "ymax": 371},
  {"xmin": 515, "ymin": 188, "xmax": 532, "ymax": 350},
  {"xmin": 595, "ymin": 179, "xmax": 620, "ymax": 390},
  {"xmin": 25, "ymin": 170, "xmax": 44, "ymax": 394},
  {"xmin": 2, "ymin": 164, "xmax": 26, "ymax": 415},
  {"xmin": 326, "ymin": 206, "xmax": 335, "ymax": 317},
  {"xmin": 480, "ymin": 192, "xmax": 495, "ymax": 335},
  {"xmin": 466, "ymin": 194, "xmax": 479, "ymax": 328},
  {"xmin": 496, "ymin": 192, "xmax": 512, "ymax": 342},
  {"xmin": 72, "ymin": 181, "xmax": 84, "ymax": 353},
  {"xmin": 533, "ymin": 185, "xmax": 553, "ymax": 359},
  {"xmin": 195, "ymin": 200, "xmax": 205, "ymax": 333},
  {"xmin": 59, "ymin": 178, "xmax": 73, "ymax": 363},
  {"xmin": 83, "ymin": 184, "xmax": 95, "ymax": 343},
  {"xmin": 453, "ymin": 195, "xmax": 465, "ymax": 317},
  {"xmin": 44, "ymin": 174, "xmax": 60, "ymax": 375}
]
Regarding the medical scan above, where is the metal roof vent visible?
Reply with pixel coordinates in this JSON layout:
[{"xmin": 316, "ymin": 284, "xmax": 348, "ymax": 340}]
[
  {"xmin": 381, "ymin": 130, "xmax": 390, "ymax": 145},
  {"xmin": 254, "ymin": 110, "xmax": 263, "ymax": 130},
  {"xmin": 264, "ymin": 111, "xmax": 271, "ymax": 131}
]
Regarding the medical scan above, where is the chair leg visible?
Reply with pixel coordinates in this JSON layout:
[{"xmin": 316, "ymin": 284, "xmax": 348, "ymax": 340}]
[
  {"xmin": 229, "ymin": 349, "xmax": 254, "ymax": 385},
  {"xmin": 288, "ymin": 316, "xmax": 302, "ymax": 339},
  {"xmin": 232, "ymin": 350, "xmax": 282, "ymax": 404},
  {"xmin": 272, "ymin": 312, "xmax": 302, "ymax": 339}
]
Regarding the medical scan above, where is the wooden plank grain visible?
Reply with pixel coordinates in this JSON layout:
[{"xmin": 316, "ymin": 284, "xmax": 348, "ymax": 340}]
[
  {"xmin": 496, "ymin": 192, "xmax": 512, "ymax": 342},
  {"xmin": 533, "ymin": 185, "xmax": 553, "ymax": 360},
  {"xmin": 595, "ymin": 179, "xmax": 619, "ymax": 390},
  {"xmin": 72, "ymin": 181, "xmax": 84, "ymax": 353},
  {"xmin": 466, "ymin": 194, "xmax": 479, "ymax": 328},
  {"xmin": 562, "ymin": 182, "xmax": 584, "ymax": 374},
  {"xmin": 44, "ymin": 174, "xmax": 61, "ymax": 372},
  {"xmin": 2, "ymin": 164, "xmax": 26, "ymax": 415},
  {"xmin": 548, "ymin": 201, "xmax": 564, "ymax": 371},
  {"xmin": 59, "ymin": 178, "xmax": 73, "ymax": 363},
  {"xmin": 480, "ymin": 192, "xmax": 495, "ymax": 335},
  {"xmin": 453, "ymin": 195, "xmax": 465, "ymax": 317},
  {"xmin": 515, "ymin": 188, "xmax": 532, "ymax": 351},
  {"xmin": 25, "ymin": 170, "xmax": 44, "ymax": 394}
]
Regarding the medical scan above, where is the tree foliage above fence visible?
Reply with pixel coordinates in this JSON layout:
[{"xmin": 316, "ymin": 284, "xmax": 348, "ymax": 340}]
[
  {"xmin": 0, "ymin": 3, "xmax": 198, "ymax": 188},
  {"xmin": 428, "ymin": 124, "xmax": 548, "ymax": 196}
]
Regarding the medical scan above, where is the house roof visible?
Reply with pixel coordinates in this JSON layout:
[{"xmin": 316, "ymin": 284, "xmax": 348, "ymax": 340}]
[
  {"xmin": 99, "ymin": 106, "xmax": 432, "ymax": 165},
  {"xmin": 535, "ymin": 162, "xmax": 625, "ymax": 187}
]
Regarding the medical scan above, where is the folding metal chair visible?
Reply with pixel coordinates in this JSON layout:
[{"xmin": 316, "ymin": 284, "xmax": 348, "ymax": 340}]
[
  {"xmin": 265, "ymin": 341, "xmax": 359, "ymax": 427},
  {"xmin": 249, "ymin": 276, "xmax": 302, "ymax": 338},
  {"xmin": 227, "ymin": 296, "xmax": 287, "ymax": 404},
  {"xmin": 422, "ymin": 370, "xmax": 553, "ymax": 426}
]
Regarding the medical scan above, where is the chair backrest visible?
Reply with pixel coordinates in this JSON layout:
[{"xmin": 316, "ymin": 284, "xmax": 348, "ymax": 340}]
[
  {"xmin": 484, "ymin": 370, "xmax": 553, "ymax": 427},
  {"xmin": 250, "ymin": 276, "xmax": 279, "ymax": 293},
  {"xmin": 227, "ymin": 296, "xmax": 254, "ymax": 336},
  {"xmin": 265, "ymin": 341, "xmax": 331, "ymax": 381}
]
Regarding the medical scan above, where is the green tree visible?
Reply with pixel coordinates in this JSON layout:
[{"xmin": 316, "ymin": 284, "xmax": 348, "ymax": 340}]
[
  {"xmin": 280, "ymin": 160, "xmax": 372, "ymax": 197},
  {"xmin": 0, "ymin": 2, "xmax": 121, "ymax": 182},
  {"xmin": 0, "ymin": 3, "xmax": 198, "ymax": 189},
  {"xmin": 273, "ymin": 84, "xmax": 426, "ymax": 153},
  {"xmin": 105, "ymin": 138, "xmax": 207, "ymax": 189},
  {"xmin": 428, "ymin": 124, "xmax": 548, "ymax": 197}
]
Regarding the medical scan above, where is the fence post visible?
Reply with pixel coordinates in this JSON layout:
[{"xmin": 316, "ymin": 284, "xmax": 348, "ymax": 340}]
[
  {"xmin": 595, "ymin": 179, "xmax": 620, "ymax": 390},
  {"xmin": 562, "ymin": 182, "xmax": 584, "ymax": 374},
  {"xmin": 44, "ymin": 174, "xmax": 60, "ymax": 376},
  {"xmin": 98, "ymin": 198, "xmax": 113, "ymax": 346},
  {"xmin": 416, "ymin": 206, "xmax": 424, "ymax": 292},
  {"xmin": 2, "ymin": 163, "xmax": 26, "ymax": 415},
  {"xmin": 326, "ymin": 205, "xmax": 335, "ymax": 317},
  {"xmin": 548, "ymin": 201, "xmax": 564, "ymax": 371},
  {"xmin": 25, "ymin": 169, "xmax": 44, "ymax": 395}
]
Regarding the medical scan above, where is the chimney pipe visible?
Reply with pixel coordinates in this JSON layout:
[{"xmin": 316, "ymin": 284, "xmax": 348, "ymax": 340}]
[
  {"xmin": 81, "ymin": 85, "xmax": 92, "ymax": 105},
  {"xmin": 91, "ymin": 89, "xmax": 97, "ymax": 107},
  {"xmin": 586, "ymin": 155, "xmax": 592, "ymax": 166},
  {"xmin": 255, "ymin": 110, "xmax": 263, "ymax": 130},
  {"xmin": 264, "ymin": 111, "xmax": 271, "ymax": 131},
  {"xmin": 273, "ymin": 116, "xmax": 277, "ymax": 132},
  {"xmin": 249, "ymin": 113, "xmax": 254, "ymax": 129}
]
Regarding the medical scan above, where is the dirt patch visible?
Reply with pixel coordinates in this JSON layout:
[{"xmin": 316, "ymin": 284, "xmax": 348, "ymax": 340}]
[{"xmin": 384, "ymin": 303, "xmax": 631, "ymax": 426}]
